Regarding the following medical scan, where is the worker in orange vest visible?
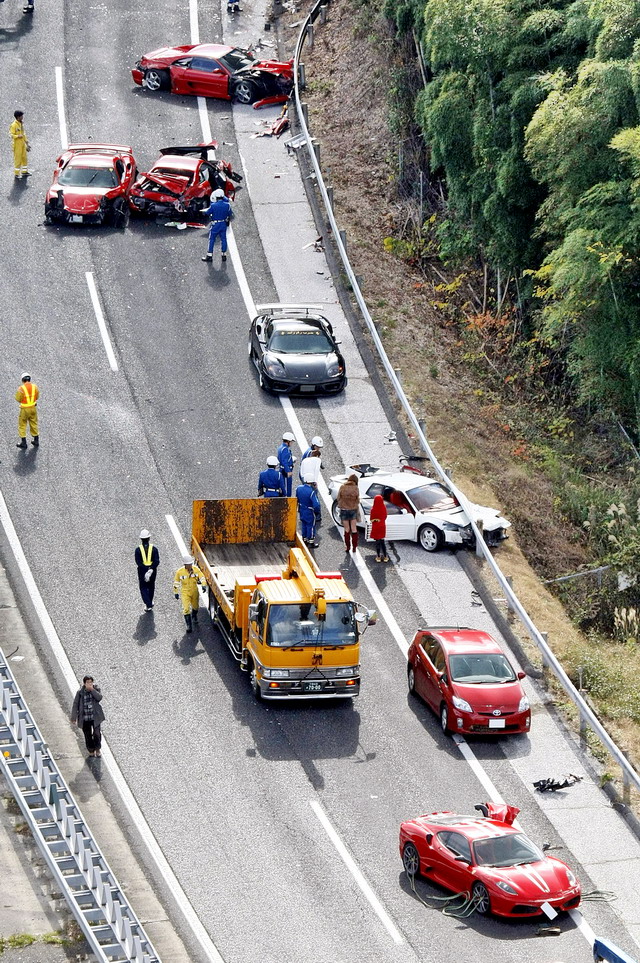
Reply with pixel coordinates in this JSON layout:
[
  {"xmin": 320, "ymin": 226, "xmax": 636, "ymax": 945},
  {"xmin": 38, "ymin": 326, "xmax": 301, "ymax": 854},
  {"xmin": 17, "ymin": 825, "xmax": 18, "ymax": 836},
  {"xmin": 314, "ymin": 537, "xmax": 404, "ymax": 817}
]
[{"xmin": 15, "ymin": 373, "xmax": 39, "ymax": 448}]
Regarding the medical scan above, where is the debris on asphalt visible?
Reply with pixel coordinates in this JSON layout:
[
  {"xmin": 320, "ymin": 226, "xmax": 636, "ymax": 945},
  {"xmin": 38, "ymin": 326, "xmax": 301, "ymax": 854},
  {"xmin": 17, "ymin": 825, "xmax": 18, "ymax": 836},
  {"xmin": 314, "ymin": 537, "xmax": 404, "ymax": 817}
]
[{"xmin": 533, "ymin": 774, "xmax": 583, "ymax": 793}]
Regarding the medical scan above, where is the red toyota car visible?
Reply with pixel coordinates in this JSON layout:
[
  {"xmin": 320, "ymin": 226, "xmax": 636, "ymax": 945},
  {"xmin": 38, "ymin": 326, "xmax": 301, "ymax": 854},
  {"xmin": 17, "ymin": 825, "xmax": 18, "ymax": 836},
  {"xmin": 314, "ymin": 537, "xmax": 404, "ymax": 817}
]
[{"xmin": 407, "ymin": 627, "xmax": 530, "ymax": 735}]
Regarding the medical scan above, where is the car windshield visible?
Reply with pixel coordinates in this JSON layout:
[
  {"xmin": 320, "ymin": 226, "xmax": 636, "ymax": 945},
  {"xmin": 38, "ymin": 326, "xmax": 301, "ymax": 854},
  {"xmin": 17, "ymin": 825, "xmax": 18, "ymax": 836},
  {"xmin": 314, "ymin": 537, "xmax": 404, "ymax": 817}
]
[
  {"xmin": 266, "ymin": 602, "xmax": 356, "ymax": 646},
  {"xmin": 406, "ymin": 483, "xmax": 457, "ymax": 512},
  {"xmin": 155, "ymin": 167, "xmax": 192, "ymax": 179},
  {"xmin": 218, "ymin": 48, "xmax": 256, "ymax": 72},
  {"xmin": 473, "ymin": 833, "xmax": 543, "ymax": 868},
  {"xmin": 269, "ymin": 330, "xmax": 334, "ymax": 355},
  {"xmin": 449, "ymin": 653, "xmax": 516, "ymax": 684},
  {"xmin": 59, "ymin": 166, "xmax": 119, "ymax": 188}
]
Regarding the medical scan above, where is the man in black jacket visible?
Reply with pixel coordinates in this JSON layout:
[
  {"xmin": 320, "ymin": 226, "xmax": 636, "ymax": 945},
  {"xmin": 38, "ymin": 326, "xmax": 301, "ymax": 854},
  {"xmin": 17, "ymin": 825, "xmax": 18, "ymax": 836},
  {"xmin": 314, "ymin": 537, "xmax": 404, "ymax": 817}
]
[
  {"xmin": 134, "ymin": 529, "xmax": 160, "ymax": 611},
  {"xmin": 70, "ymin": 676, "xmax": 104, "ymax": 758}
]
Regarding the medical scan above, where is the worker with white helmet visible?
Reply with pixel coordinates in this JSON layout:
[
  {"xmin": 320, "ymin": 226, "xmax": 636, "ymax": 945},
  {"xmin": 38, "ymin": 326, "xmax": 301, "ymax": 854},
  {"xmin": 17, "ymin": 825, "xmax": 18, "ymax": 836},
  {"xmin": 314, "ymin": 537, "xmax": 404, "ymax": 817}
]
[
  {"xmin": 277, "ymin": 431, "xmax": 296, "ymax": 497},
  {"xmin": 134, "ymin": 529, "xmax": 160, "ymax": 611},
  {"xmin": 173, "ymin": 554, "xmax": 208, "ymax": 633},
  {"xmin": 202, "ymin": 187, "xmax": 234, "ymax": 264},
  {"xmin": 299, "ymin": 435, "xmax": 323, "ymax": 479},
  {"xmin": 15, "ymin": 372, "xmax": 39, "ymax": 449},
  {"xmin": 299, "ymin": 435, "xmax": 324, "ymax": 521},
  {"xmin": 258, "ymin": 455, "xmax": 286, "ymax": 497}
]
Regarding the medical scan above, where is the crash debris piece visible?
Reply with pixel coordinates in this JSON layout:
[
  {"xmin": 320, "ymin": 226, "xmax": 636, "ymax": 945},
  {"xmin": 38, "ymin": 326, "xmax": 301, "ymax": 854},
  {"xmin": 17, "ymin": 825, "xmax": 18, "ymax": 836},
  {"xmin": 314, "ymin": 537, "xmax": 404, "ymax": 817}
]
[{"xmin": 533, "ymin": 774, "xmax": 583, "ymax": 793}]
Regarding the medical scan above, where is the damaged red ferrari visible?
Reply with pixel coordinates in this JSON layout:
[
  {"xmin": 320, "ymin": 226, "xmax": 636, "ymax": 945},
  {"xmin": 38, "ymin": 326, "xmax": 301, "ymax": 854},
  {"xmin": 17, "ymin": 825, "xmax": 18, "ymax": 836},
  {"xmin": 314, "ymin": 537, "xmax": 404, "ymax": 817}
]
[
  {"xmin": 45, "ymin": 144, "xmax": 137, "ymax": 227},
  {"xmin": 129, "ymin": 143, "xmax": 242, "ymax": 218},
  {"xmin": 399, "ymin": 802, "xmax": 581, "ymax": 918},
  {"xmin": 132, "ymin": 43, "xmax": 293, "ymax": 105}
]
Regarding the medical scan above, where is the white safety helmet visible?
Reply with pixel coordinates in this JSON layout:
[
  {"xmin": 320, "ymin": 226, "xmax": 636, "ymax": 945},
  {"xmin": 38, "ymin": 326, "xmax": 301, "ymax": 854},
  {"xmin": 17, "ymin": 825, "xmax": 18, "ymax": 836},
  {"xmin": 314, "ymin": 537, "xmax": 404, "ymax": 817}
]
[
  {"xmin": 213, "ymin": 188, "xmax": 226, "ymax": 199},
  {"xmin": 311, "ymin": 436, "xmax": 324, "ymax": 448},
  {"xmin": 182, "ymin": 554, "xmax": 195, "ymax": 565},
  {"xmin": 282, "ymin": 431, "xmax": 295, "ymax": 442},
  {"xmin": 139, "ymin": 529, "xmax": 150, "ymax": 539},
  {"xmin": 266, "ymin": 455, "xmax": 279, "ymax": 467},
  {"xmin": 21, "ymin": 372, "xmax": 31, "ymax": 381}
]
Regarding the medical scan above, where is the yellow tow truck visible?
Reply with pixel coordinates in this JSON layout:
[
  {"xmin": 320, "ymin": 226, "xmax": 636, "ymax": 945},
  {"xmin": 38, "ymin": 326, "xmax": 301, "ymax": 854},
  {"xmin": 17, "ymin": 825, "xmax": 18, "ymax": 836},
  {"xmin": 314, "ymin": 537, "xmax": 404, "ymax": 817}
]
[{"xmin": 191, "ymin": 497, "xmax": 376, "ymax": 699}]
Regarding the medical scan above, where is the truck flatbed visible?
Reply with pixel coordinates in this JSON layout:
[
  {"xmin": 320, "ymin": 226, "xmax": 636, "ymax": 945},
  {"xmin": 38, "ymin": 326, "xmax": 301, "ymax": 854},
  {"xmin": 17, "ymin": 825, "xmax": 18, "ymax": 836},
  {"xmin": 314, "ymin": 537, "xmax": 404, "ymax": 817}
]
[{"xmin": 202, "ymin": 542, "xmax": 291, "ymax": 594}]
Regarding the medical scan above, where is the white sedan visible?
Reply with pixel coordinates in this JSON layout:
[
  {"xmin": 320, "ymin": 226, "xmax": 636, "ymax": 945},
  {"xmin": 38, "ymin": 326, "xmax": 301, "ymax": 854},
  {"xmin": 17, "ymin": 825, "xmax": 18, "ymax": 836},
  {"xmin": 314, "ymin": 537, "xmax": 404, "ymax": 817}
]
[{"xmin": 328, "ymin": 464, "xmax": 510, "ymax": 552}]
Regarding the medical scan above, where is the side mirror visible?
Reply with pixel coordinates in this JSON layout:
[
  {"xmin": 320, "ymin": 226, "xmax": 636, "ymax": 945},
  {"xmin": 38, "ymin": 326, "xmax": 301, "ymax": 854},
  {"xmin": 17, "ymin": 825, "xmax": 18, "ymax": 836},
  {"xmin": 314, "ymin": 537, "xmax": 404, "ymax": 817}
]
[
  {"xmin": 256, "ymin": 324, "xmax": 262, "ymax": 334},
  {"xmin": 542, "ymin": 842, "xmax": 550, "ymax": 852},
  {"xmin": 367, "ymin": 609, "xmax": 378, "ymax": 626},
  {"xmin": 248, "ymin": 603, "xmax": 259, "ymax": 624},
  {"xmin": 455, "ymin": 855, "xmax": 471, "ymax": 864},
  {"xmin": 517, "ymin": 671, "xmax": 526, "ymax": 680}
]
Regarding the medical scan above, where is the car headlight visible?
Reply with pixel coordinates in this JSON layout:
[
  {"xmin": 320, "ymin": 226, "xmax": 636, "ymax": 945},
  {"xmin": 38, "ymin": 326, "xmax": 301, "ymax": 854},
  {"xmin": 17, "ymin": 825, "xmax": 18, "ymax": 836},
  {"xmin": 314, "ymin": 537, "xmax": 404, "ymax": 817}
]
[
  {"xmin": 441, "ymin": 522, "xmax": 462, "ymax": 531},
  {"xmin": 326, "ymin": 360, "xmax": 344, "ymax": 378},
  {"xmin": 495, "ymin": 880, "xmax": 518, "ymax": 895},
  {"xmin": 566, "ymin": 869, "xmax": 576, "ymax": 886},
  {"xmin": 265, "ymin": 668, "xmax": 289, "ymax": 679},
  {"xmin": 518, "ymin": 695, "xmax": 530, "ymax": 713},
  {"xmin": 336, "ymin": 666, "xmax": 356, "ymax": 677},
  {"xmin": 452, "ymin": 695, "xmax": 473, "ymax": 713},
  {"xmin": 264, "ymin": 355, "xmax": 286, "ymax": 378}
]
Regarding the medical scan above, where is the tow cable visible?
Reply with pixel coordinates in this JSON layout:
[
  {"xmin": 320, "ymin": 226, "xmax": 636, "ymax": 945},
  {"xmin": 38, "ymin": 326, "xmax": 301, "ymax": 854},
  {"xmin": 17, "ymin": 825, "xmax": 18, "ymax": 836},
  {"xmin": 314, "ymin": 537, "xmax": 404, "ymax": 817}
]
[
  {"xmin": 580, "ymin": 890, "xmax": 617, "ymax": 903},
  {"xmin": 408, "ymin": 873, "xmax": 482, "ymax": 918}
]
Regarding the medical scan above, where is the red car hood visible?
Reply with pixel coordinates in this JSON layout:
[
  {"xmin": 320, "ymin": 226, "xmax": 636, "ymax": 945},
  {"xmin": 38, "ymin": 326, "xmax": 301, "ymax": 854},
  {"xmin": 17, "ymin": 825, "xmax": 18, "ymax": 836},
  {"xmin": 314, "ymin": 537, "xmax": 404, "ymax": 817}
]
[
  {"xmin": 453, "ymin": 680, "xmax": 523, "ymax": 712},
  {"xmin": 134, "ymin": 172, "xmax": 191, "ymax": 195},
  {"xmin": 479, "ymin": 857, "xmax": 575, "ymax": 898},
  {"xmin": 60, "ymin": 188, "xmax": 109, "ymax": 213}
]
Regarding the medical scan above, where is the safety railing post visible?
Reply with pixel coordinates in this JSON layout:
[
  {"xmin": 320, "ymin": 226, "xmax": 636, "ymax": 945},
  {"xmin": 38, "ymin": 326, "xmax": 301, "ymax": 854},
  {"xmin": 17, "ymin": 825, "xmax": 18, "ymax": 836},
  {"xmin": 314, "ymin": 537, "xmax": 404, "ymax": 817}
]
[
  {"xmin": 320, "ymin": 4, "xmax": 328, "ymax": 23},
  {"xmin": 623, "ymin": 752, "xmax": 631, "ymax": 806},
  {"xmin": 326, "ymin": 185, "xmax": 334, "ymax": 209},
  {"xmin": 300, "ymin": 102, "xmax": 309, "ymax": 126},
  {"xmin": 475, "ymin": 518, "xmax": 484, "ymax": 558},
  {"xmin": 307, "ymin": 23, "xmax": 314, "ymax": 47},
  {"xmin": 298, "ymin": 63, "xmax": 306, "ymax": 88},
  {"xmin": 339, "ymin": 229, "xmax": 347, "ymax": 253},
  {"xmin": 311, "ymin": 139, "xmax": 320, "ymax": 165},
  {"xmin": 506, "ymin": 575, "xmax": 515, "ymax": 623}
]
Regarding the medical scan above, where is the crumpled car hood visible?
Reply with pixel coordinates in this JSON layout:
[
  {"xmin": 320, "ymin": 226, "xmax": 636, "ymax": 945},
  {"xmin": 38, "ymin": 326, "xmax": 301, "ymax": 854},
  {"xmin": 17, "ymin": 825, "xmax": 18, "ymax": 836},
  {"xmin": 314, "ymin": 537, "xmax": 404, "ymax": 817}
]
[{"xmin": 60, "ymin": 188, "xmax": 108, "ymax": 213}]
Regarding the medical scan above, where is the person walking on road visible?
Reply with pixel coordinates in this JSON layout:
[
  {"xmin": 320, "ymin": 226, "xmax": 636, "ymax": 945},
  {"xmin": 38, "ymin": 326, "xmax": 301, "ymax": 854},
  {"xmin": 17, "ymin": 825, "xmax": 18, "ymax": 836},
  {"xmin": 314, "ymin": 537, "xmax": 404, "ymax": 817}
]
[
  {"xmin": 277, "ymin": 431, "xmax": 296, "ymax": 497},
  {"xmin": 202, "ymin": 188, "xmax": 234, "ymax": 263},
  {"xmin": 337, "ymin": 474, "xmax": 361, "ymax": 553},
  {"xmin": 9, "ymin": 110, "xmax": 30, "ymax": 179},
  {"xmin": 173, "ymin": 554, "xmax": 207, "ymax": 633},
  {"xmin": 15, "ymin": 372, "xmax": 39, "ymax": 448},
  {"xmin": 258, "ymin": 456, "xmax": 286, "ymax": 497},
  {"xmin": 135, "ymin": 529, "xmax": 159, "ymax": 611},
  {"xmin": 370, "ymin": 494, "xmax": 389, "ymax": 562},
  {"xmin": 71, "ymin": 676, "xmax": 104, "ymax": 758},
  {"xmin": 296, "ymin": 481, "xmax": 321, "ymax": 547},
  {"xmin": 299, "ymin": 436, "xmax": 323, "ymax": 479}
]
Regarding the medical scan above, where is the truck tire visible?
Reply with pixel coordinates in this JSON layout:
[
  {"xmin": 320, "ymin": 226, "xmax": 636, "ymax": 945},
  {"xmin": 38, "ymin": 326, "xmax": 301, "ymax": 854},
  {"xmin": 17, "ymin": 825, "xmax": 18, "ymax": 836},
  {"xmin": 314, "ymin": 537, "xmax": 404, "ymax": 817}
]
[{"xmin": 249, "ymin": 662, "xmax": 262, "ymax": 701}]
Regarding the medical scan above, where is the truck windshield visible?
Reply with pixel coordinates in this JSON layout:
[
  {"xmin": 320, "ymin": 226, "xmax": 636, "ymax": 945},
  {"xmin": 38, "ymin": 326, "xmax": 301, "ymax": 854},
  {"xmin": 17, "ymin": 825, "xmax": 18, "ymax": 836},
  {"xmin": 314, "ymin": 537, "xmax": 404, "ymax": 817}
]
[{"xmin": 266, "ymin": 602, "xmax": 356, "ymax": 646}]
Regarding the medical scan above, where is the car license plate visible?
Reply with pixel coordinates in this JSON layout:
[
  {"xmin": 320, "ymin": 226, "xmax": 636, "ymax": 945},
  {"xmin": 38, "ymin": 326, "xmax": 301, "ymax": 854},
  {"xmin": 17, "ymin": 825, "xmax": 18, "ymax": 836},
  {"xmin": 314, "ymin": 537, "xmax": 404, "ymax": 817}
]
[
  {"xmin": 488, "ymin": 718, "xmax": 505, "ymax": 728},
  {"xmin": 300, "ymin": 386, "xmax": 316, "ymax": 393},
  {"xmin": 303, "ymin": 681, "xmax": 323, "ymax": 692},
  {"xmin": 69, "ymin": 215, "xmax": 83, "ymax": 223}
]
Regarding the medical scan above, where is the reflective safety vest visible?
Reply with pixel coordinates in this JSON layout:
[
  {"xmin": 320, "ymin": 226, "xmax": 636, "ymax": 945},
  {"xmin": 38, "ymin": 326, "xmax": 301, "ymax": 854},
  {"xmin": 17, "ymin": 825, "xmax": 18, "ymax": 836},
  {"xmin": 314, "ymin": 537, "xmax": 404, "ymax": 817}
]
[
  {"xmin": 19, "ymin": 383, "xmax": 37, "ymax": 407},
  {"xmin": 139, "ymin": 543, "xmax": 153, "ymax": 567}
]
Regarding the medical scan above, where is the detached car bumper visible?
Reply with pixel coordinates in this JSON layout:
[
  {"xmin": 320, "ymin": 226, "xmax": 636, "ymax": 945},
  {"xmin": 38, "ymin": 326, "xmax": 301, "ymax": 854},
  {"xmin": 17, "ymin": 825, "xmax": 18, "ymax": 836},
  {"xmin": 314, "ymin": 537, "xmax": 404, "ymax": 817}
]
[{"xmin": 132, "ymin": 68, "xmax": 144, "ymax": 86}]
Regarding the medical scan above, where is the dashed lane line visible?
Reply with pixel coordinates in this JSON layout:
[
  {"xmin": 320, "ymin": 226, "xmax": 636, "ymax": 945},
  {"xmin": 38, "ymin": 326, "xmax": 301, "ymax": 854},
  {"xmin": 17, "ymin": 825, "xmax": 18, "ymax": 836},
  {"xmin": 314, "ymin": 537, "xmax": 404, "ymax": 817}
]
[
  {"xmin": 85, "ymin": 272, "xmax": 119, "ymax": 372},
  {"xmin": 55, "ymin": 66, "xmax": 68, "ymax": 150}
]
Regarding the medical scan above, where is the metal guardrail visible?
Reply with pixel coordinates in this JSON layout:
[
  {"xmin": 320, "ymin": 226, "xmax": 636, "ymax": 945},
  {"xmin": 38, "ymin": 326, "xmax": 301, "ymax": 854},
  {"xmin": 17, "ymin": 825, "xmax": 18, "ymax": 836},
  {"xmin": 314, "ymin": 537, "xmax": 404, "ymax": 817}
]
[
  {"xmin": 292, "ymin": 1, "xmax": 640, "ymax": 798},
  {"xmin": 0, "ymin": 649, "xmax": 161, "ymax": 963}
]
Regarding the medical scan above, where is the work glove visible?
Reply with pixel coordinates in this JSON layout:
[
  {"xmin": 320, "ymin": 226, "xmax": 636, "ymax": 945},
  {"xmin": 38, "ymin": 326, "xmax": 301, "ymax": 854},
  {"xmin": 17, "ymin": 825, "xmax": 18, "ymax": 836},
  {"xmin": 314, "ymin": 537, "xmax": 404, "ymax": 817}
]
[
  {"xmin": 174, "ymin": 594, "xmax": 179, "ymax": 600},
  {"xmin": 144, "ymin": 569, "xmax": 153, "ymax": 582}
]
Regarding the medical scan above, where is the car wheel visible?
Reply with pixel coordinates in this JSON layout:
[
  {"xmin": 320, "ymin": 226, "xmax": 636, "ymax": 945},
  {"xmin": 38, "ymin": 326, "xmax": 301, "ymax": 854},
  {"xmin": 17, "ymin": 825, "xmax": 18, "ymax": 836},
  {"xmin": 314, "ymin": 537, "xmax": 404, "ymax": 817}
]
[
  {"xmin": 418, "ymin": 524, "xmax": 443, "ymax": 553},
  {"xmin": 249, "ymin": 663, "xmax": 262, "ymax": 701},
  {"xmin": 144, "ymin": 68, "xmax": 170, "ymax": 92},
  {"xmin": 331, "ymin": 499, "xmax": 342, "ymax": 525},
  {"xmin": 440, "ymin": 702, "xmax": 449, "ymax": 733},
  {"xmin": 472, "ymin": 881, "xmax": 491, "ymax": 915},
  {"xmin": 408, "ymin": 665, "xmax": 417, "ymax": 694},
  {"xmin": 402, "ymin": 842, "xmax": 420, "ymax": 878},
  {"xmin": 233, "ymin": 80, "xmax": 257, "ymax": 104}
]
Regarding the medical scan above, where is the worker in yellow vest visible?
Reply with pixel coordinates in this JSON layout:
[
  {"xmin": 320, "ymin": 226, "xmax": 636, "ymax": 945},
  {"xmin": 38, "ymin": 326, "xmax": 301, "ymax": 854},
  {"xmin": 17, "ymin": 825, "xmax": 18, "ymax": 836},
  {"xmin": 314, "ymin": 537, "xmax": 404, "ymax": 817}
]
[
  {"xmin": 173, "ymin": 555, "xmax": 207, "ymax": 633},
  {"xmin": 15, "ymin": 373, "xmax": 39, "ymax": 449},
  {"xmin": 9, "ymin": 110, "xmax": 30, "ymax": 179},
  {"xmin": 134, "ymin": 530, "xmax": 160, "ymax": 611}
]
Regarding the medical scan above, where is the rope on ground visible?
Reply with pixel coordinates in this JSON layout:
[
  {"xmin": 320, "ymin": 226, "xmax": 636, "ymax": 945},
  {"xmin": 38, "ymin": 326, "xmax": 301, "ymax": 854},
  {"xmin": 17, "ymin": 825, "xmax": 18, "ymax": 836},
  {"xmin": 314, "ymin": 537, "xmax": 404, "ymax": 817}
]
[
  {"xmin": 408, "ymin": 873, "xmax": 482, "ymax": 917},
  {"xmin": 580, "ymin": 890, "xmax": 617, "ymax": 903}
]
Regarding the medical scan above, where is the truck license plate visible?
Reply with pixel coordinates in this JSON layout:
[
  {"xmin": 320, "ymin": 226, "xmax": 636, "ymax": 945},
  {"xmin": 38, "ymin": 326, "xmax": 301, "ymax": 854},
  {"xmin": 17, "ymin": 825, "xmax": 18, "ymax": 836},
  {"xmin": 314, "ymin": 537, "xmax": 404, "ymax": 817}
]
[
  {"xmin": 488, "ymin": 718, "xmax": 505, "ymax": 728},
  {"xmin": 303, "ymin": 681, "xmax": 323, "ymax": 692}
]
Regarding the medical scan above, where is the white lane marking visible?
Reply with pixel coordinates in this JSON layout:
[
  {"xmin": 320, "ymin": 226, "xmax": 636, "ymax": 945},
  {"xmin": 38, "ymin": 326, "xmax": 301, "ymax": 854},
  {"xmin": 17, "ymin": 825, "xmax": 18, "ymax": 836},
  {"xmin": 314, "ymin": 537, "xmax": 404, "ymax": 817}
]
[
  {"xmin": 198, "ymin": 98, "xmax": 212, "ymax": 142},
  {"xmin": 85, "ymin": 272, "xmax": 118, "ymax": 372},
  {"xmin": 188, "ymin": 0, "xmax": 213, "ymax": 152},
  {"xmin": 0, "ymin": 492, "xmax": 225, "ymax": 963},
  {"xmin": 189, "ymin": 0, "xmax": 200, "ymax": 41},
  {"xmin": 225, "ymin": 229, "xmax": 255, "ymax": 316},
  {"xmin": 165, "ymin": 513, "xmax": 191, "ymax": 557},
  {"xmin": 55, "ymin": 66, "xmax": 69, "ymax": 150},
  {"xmin": 452, "ymin": 735, "xmax": 504, "ymax": 803},
  {"xmin": 570, "ymin": 908, "xmax": 595, "ymax": 945},
  {"xmin": 310, "ymin": 800, "xmax": 404, "ymax": 945}
]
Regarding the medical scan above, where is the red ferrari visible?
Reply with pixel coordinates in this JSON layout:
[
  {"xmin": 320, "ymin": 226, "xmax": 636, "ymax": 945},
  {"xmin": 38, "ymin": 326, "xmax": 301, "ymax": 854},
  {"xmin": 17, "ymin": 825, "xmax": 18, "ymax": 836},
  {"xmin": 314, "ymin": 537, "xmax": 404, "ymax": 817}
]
[
  {"xmin": 45, "ymin": 144, "xmax": 137, "ymax": 226},
  {"xmin": 407, "ymin": 627, "xmax": 530, "ymax": 735},
  {"xmin": 129, "ymin": 143, "xmax": 242, "ymax": 218},
  {"xmin": 132, "ymin": 43, "xmax": 293, "ymax": 105},
  {"xmin": 399, "ymin": 802, "xmax": 581, "ymax": 918}
]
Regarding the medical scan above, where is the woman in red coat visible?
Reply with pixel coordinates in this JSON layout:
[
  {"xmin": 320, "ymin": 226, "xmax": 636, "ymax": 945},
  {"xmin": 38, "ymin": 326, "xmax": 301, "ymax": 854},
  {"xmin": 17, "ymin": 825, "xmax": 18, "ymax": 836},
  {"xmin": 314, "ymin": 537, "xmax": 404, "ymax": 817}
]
[{"xmin": 370, "ymin": 494, "xmax": 388, "ymax": 562}]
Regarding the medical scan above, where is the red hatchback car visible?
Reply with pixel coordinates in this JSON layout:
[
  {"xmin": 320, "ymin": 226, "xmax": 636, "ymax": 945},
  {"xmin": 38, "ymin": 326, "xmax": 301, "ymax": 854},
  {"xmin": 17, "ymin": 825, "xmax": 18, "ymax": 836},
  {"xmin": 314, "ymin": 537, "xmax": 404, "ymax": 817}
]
[
  {"xmin": 407, "ymin": 627, "xmax": 530, "ymax": 735},
  {"xmin": 399, "ymin": 802, "xmax": 581, "ymax": 918},
  {"xmin": 45, "ymin": 144, "xmax": 137, "ymax": 226},
  {"xmin": 132, "ymin": 43, "xmax": 293, "ymax": 105}
]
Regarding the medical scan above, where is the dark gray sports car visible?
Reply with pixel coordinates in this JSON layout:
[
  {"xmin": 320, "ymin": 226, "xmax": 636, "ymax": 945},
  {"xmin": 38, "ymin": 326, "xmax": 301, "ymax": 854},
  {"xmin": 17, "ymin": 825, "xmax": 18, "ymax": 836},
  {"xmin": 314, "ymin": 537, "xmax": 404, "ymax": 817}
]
[{"xmin": 249, "ymin": 304, "xmax": 347, "ymax": 395}]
